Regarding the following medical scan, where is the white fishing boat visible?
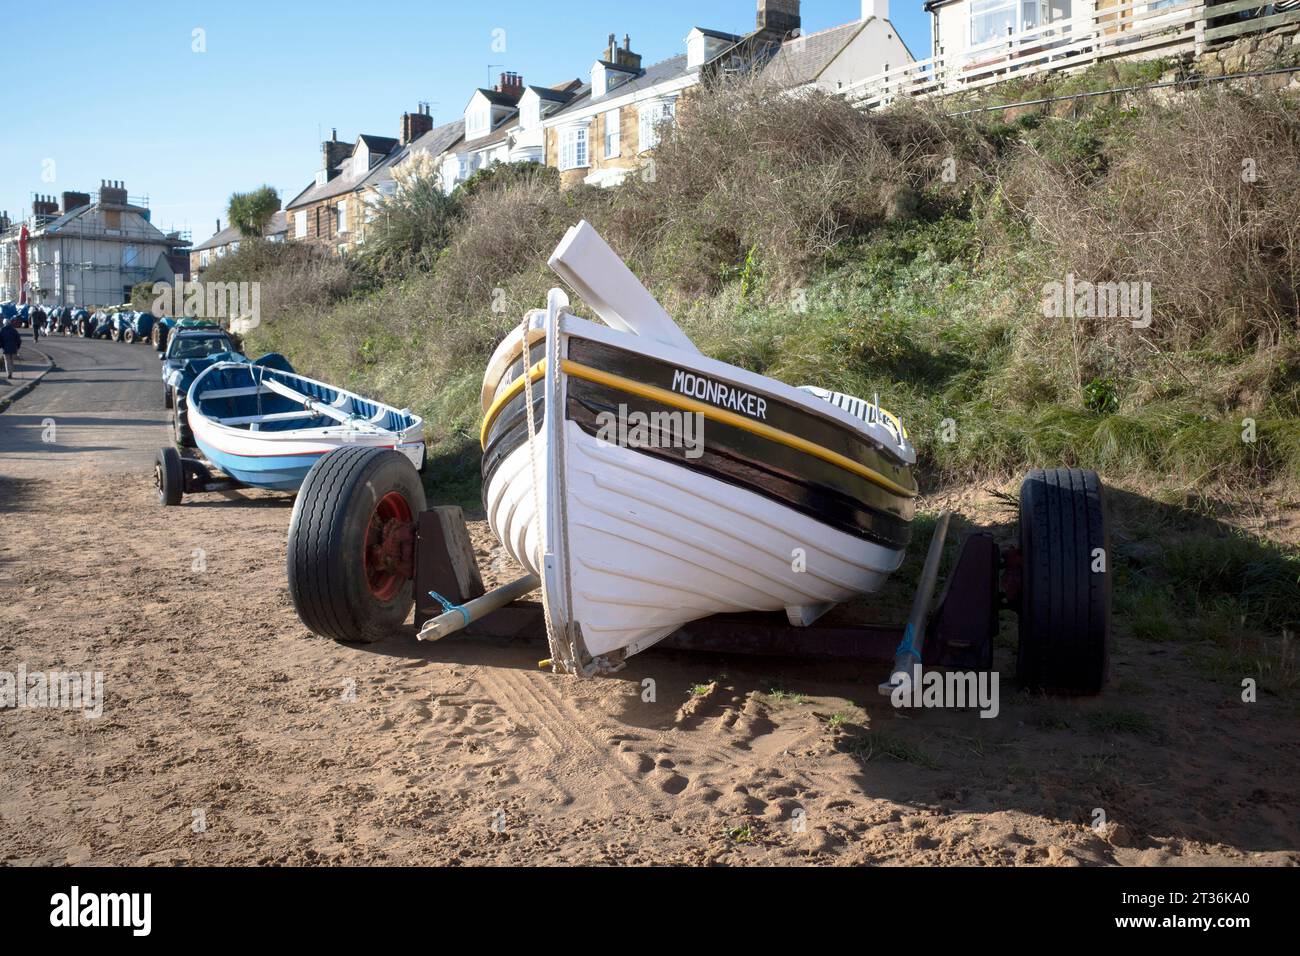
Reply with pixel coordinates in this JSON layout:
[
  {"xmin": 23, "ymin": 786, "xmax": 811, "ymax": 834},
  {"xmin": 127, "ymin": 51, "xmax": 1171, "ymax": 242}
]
[
  {"xmin": 184, "ymin": 362, "xmax": 425, "ymax": 491},
  {"xmin": 478, "ymin": 222, "xmax": 918, "ymax": 675}
]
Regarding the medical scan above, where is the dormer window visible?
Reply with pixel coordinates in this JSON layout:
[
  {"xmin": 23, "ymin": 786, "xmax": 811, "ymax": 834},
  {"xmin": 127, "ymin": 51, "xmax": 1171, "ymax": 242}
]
[
  {"xmin": 466, "ymin": 107, "xmax": 491, "ymax": 139},
  {"xmin": 520, "ymin": 92, "xmax": 540, "ymax": 130},
  {"xmin": 315, "ymin": 169, "xmax": 329, "ymax": 187},
  {"xmin": 353, "ymin": 151, "xmax": 371, "ymax": 178},
  {"xmin": 686, "ymin": 28, "xmax": 738, "ymax": 70},
  {"xmin": 592, "ymin": 61, "xmax": 634, "ymax": 99}
]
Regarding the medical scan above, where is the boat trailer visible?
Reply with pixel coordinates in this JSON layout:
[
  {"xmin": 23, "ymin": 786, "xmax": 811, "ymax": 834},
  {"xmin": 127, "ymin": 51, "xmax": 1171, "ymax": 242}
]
[
  {"xmin": 406, "ymin": 493, "xmax": 1096, "ymax": 694},
  {"xmin": 285, "ymin": 455, "xmax": 1109, "ymax": 695}
]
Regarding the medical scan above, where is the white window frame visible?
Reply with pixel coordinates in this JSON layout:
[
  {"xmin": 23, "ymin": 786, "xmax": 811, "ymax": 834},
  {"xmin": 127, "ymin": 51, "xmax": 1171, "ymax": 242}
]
[
  {"xmin": 970, "ymin": 0, "xmax": 1020, "ymax": 46},
  {"xmin": 559, "ymin": 125, "xmax": 589, "ymax": 171},
  {"xmin": 337, "ymin": 199, "xmax": 348, "ymax": 234},
  {"xmin": 294, "ymin": 211, "xmax": 307, "ymax": 238},
  {"xmin": 638, "ymin": 99, "xmax": 675, "ymax": 154},
  {"xmin": 603, "ymin": 108, "xmax": 621, "ymax": 159}
]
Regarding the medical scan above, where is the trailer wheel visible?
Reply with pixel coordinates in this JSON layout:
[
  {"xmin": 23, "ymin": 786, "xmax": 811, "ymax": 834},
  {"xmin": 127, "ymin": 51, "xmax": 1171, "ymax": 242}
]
[
  {"xmin": 1016, "ymin": 468, "xmax": 1111, "ymax": 694},
  {"xmin": 123, "ymin": 328, "xmax": 136, "ymax": 344},
  {"xmin": 173, "ymin": 394, "xmax": 194, "ymax": 448},
  {"xmin": 155, "ymin": 446, "xmax": 184, "ymax": 506},
  {"xmin": 288, "ymin": 447, "xmax": 427, "ymax": 644}
]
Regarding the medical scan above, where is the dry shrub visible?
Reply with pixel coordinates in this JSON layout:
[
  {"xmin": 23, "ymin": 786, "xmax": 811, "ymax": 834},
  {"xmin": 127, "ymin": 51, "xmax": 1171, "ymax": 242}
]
[
  {"xmin": 1003, "ymin": 88, "xmax": 1300, "ymax": 350},
  {"xmin": 622, "ymin": 76, "xmax": 982, "ymax": 289},
  {"xmin": 199, "ymin": 239, "xmax": 358, "ymax": 323}
]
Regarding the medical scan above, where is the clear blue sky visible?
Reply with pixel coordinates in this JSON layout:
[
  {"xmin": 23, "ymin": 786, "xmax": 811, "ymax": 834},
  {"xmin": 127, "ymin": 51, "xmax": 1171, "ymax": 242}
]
[{"xmin": 1, "ymin": 0, "xmax": 929, "ymax": 243}]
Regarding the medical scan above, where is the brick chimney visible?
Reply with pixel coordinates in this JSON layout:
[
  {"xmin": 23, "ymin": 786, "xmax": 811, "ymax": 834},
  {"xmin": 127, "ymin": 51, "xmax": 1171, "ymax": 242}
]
[
  {"xmin": 0, "ymin": 211, "xmax": 10, "ymax": 232},
  {"xmin": 606, "ymin": 33, "xmax": 642, "ymax": 71},
  {"xmin": 321, "ymin": 129, "xmax": 353, "ymax": 180},
  {"xmin": 756, "ymin": 0, "xmax": 801, "ymax": 38},
  {"xmin": 61, "ymin": 191, "xmax": 91, "ymax": 214},
  {"xmin": 494, "ymin": 71, "xmax": 524, "ymax": 99},
  {"xmin": 33, "ymin": 194, "xmax": 59, "ymax": 218},
  {"xmin": 401, "ymin": 103, "xmax": 434, "ymax": 145},
  {"xmin": 99, "ymin": 180, "xmax": 128, "ymax": 206}
]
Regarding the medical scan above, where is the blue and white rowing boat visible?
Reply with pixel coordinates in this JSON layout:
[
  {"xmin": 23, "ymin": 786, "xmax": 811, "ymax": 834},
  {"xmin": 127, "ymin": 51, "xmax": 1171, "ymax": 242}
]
[{"xmin": 187, "ymin": 362, "xmax": 425, "ymax": 490}]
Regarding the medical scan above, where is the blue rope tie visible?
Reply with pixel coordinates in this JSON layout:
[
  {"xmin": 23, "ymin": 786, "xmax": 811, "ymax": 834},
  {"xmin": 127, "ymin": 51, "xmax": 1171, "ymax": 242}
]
[{"xmin": 428, "ymin": 590, "xmax": 470, "ymax": 627}]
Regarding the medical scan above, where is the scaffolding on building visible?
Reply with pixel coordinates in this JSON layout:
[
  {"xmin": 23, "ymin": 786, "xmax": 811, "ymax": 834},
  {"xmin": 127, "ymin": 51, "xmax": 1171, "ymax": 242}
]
[{"xmin": 0, "ymin": 185, "xmax": 190, "ymax": 308}]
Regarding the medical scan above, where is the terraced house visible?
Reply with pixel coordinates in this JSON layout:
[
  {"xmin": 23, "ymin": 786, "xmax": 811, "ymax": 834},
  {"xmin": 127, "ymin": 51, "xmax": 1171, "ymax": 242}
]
[
  {"xmin": 437, "ymin": 73, "xmax": 581, "ymax": 194},
  {"xmin": 190, "ymin": 211, "xmax": 287, "ymax": 277},
  {"xmin": 284, "ymin": 106, "xmax": 435, "ymax": 252},
  {"xmin": 542, "ymin": 0, "xmax": 913, "ymax": 188}
]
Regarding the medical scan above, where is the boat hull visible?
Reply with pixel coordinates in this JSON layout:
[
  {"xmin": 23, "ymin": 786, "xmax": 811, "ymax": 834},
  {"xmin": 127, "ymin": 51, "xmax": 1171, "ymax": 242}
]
[{"xmin": 190, "ymin": 413, "xmax": 406, "ymax": 490}]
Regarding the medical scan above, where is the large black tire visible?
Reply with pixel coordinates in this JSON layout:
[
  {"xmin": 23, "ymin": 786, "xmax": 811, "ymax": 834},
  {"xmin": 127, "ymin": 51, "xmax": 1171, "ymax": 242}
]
[
  {"xmin": 1017, "ymin": 468, "xmax": 1111, "ymax": 694},
  {"xmin": 288, "ymin": 447, "xmax": 427, "ymax": 644},
  {"xmin": 155, "ymin": 446, "xmax": 183, "ymax": 506}
]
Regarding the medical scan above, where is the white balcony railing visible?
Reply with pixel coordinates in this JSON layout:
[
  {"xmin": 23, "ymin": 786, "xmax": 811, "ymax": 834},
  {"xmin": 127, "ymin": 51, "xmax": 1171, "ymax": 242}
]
[{"xmin": 841, "ymin": 1, "xmax": 1300, "ymax": 110}]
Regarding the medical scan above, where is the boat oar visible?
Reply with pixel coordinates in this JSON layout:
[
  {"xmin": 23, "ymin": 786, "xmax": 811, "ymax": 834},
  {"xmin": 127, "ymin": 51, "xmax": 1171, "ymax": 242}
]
[
  {"xmin": 259, "ymin": 375, "xmax": 376, "ymax": 429},
  {"xmin": 416, "ymin": 574, "xmax": 540, "ymax": 643}
]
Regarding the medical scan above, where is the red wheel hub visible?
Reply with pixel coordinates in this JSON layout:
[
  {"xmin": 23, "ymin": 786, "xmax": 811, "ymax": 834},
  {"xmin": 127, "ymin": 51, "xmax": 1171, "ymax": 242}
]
[{"xmin": 363, "ymin": 491, "xmax": 415, "ymax": 601}]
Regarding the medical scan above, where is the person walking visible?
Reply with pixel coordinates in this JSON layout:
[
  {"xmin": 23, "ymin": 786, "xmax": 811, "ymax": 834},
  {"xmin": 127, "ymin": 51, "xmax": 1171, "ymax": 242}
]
[
  {"xmin": 31, "ymin": 304, "xmax": 45, "ymax": 343},
  {"xmin": 1, "ymin": 317, "xmax": 21, "ymax": 381}
]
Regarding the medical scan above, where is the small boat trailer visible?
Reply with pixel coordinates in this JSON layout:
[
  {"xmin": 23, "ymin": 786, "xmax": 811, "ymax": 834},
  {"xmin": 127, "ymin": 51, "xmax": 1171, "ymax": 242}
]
[
  {"xmin": 287, "ymin": 446, "xmax": 1110, "ymax": 695},
  {"xmin": 153, "ymin": 445, "xmax": 252, "ymax": 505}
]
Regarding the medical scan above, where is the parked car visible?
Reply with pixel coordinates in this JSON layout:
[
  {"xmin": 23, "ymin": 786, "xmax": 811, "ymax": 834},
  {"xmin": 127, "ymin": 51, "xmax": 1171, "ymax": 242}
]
[
  {"xmin": 153, "ymin": 316, "xmax": 220, "ymax": 352},
  {"xmin": 160, "ymin": 328, "xmax": 239, "ymax": 408},
  {"xmin": 65, "ymin": 308, "xmax": 89, "ymax": 335}
]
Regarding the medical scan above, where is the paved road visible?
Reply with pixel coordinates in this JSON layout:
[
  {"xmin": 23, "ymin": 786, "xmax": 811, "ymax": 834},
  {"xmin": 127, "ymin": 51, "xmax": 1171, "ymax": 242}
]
[{"xmin": 0, "ymin": 335, "xmax": 167, "ymax": 479}]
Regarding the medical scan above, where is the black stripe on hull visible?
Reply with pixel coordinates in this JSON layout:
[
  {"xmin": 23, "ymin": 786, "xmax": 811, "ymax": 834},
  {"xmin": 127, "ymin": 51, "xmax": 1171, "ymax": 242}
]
[
  {"xmin": 566, "ymin": 380, "xmax": 913, "ymax": 550},
  {"xmin": 568, "ymin": 337, "xmax": 916, "ymax": 484},
  {"xmin": 479, "ymin": 343, "xmax": 915, "ymax": 550},
  {"xmin": 481, "ymin": 388, "xmax": 546, "ymax": 507}
]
